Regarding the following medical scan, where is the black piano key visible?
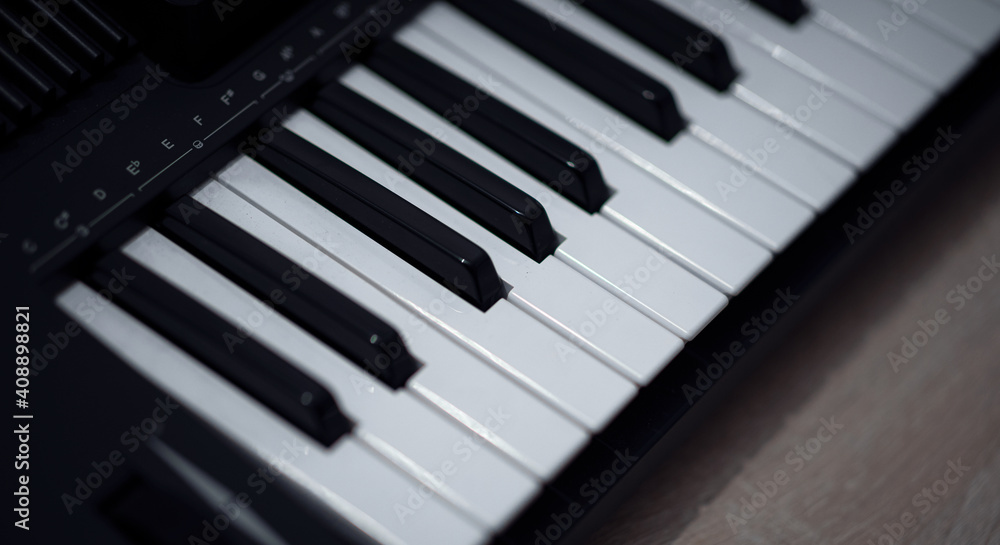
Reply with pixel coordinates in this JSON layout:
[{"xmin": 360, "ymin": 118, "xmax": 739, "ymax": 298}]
[
  {"xmin": 0, "ymin": 74, "xmax": 33, "ymax": 124},
  {"xmin": 26, "ymin": 0, "xmax": 107, "ymax": 69},
  {"xmin": 65, "ymin": 0, "xmax": 129, "ymax": 56},
  {"xmin": 752, "ymin": 0, "xmax": 808, "ymax": 24},
  {"xmin": 0, "ymin": 5, "xmax": 83, "ymax": 87},
  {"xmin": 160, "ymin": 199, "xmax": 421, "ymax": 389},
  {"xmin": 583, "ymin": 0, "xmax": 739, "ymax": 92},
  {"xmin": 91, "ymin": 253, "xmax": 352, "ymax": 446},
  {"xmin": 0, "ymin": 39, "xmax": 60, "ymax": 102},
  {"xmin": 448, "ymin": 0, "xmax": 686, "ymax": 141},
  {"xmin": 364, "ymin": 42, "xmax": 611, "ymax": 214},
  {"xmin": 257, "ymin": 130, "xmax": 505, "ymax": 311},
  {"xmin": 314, "ymin": 84, "xmax": 559, "ymax": 263},
  {"xmin": 103, "ymin": 445, "xmax": 260, "ymax": 545}
]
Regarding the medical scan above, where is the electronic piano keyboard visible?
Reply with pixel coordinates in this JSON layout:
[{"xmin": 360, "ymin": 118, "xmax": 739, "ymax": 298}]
[{"xmin": 3, "ymin": 0, "xmax": 999, "ymax": 543}]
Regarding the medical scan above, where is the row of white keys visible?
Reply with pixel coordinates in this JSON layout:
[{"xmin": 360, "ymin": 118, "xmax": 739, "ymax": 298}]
[
  {"xmin": 56, "ymin": 283, "xmax": 488, "ymax": 545},
  {"xmin": 391, "ymin": 24, "xmax": 773, "ymax": 295},
  {"xmin": 659, "ymin": 0, "xmax": 936, "ymax": 127},
  {"xmin": 337, "ymin": 66, "xmax": 727, "ymax": 340},
  {"xmin": 192, "ymin": 179, "xmax": 590, "ymax": 480},
  {"xmin": 809, "ymin": 0, "xmax": 975, "ymax": 90},
  {"xmin": 119, "ymin": 229, "xmax": 539, "ymax": 530},
  {"xmin": 215, "ymin": 156, "xmax": 638, "ymax": 432},
  {"xmin": 725, "ymin": 41, "xmax": 897, "ymax": 170},
  {"xmin": 881, "ymin": 0, "xmax": 1000, "ymax": 53},
  {"xmin": 283, "ymin": 107, "xmax": 682, "ymax": 384},
  {"xmin": 517, "ymin": 0, "xmax": 856, "ymax": 209},
  {"xmin": 407, "ymin": 3, "xmax": 815, "ymax": 252}
]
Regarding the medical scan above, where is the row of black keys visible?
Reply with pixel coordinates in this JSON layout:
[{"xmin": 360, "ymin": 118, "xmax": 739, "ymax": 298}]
[
  {"xmin": 79, "ymin": 0, "xmax": 809, "ymax": 449},
  {"xmin": 432, "ymin": 0, "xmax": 807, "ymax": 142},
  {"xmin": 0, "ymin": 0, "xmax": 130, "ymax": 127},
  {"xmin": 449, "ymin": 0, "xmax": 804, "ymax": 105},
  {"xmin": 81, "ymin": 49, "xmax": 606, "ymax": 449},
  {"xmin": 84, "ymin": 62, "xmax": 592, "ymax": 447},
  {"xmin": 74, "ymin": 31, "xmax": 667, "ymax": 448}
]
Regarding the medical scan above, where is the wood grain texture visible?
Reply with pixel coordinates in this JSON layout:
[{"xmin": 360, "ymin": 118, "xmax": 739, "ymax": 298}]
[{"xmin": 585, "ymin": 137, "xmax": 1000, "ymax": 545}]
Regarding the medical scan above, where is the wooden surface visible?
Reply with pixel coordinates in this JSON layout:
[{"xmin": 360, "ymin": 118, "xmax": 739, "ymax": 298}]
[{"xmin": 585, "ymin": 137, "xmax": 1000, "ymax": 543}]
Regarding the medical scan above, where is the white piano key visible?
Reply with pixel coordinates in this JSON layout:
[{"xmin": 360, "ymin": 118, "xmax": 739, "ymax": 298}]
[
  {"xmin": 600, "ymin": 179, "xmax": 771, "ymax": 295},
  {"xmin": 882, "ymin": 0, "xmax": 1000, "ymax": 52},
  {"xmin": 408, "ymin": 5, "xmax": 815, "ymax": 251},
  {"xmin": 147, "ymin": 440, "xmax": 292, "ymax": 545},
  {"xmin": 338, "ymin": 66, "xmax": 727, "ymax": 340},
  {"xmin": 885, "ymin": 0, "xmax": 1000, "ymax": 52},
  {"xmin": 658, "ymin": 0, "xmax": 936, "ymax": 127},
  {"xmin": 215, "ymin": 156, "xmax": 638, "ymax": 432},
  {"xmin": 392, "ymin": 26, "xmax": 772, "ymax": 295},
  {"xmin": 121, "ymin": 229, "xmax": 539, "ymax": 530},
  {"xmin": 507, "ymin": 258, "xmax": 686, "ymax": 382},
  {"xmin": 56, "ymin": 283, "xmax": 487, "ymax": 545},
  {"xmin": 517, "ymin": 0, "xmax": 855, "ymax": 209},
  {"xmin": 192, "ymin": 180, "xmax": 591, "ymax": 479},
  {"xmin": 725, "ymin": 42, "xmax": 897, "ymax": 170},
  {"xmin": 808, "ymin": 0, "xmax": 975, "ymax": 89},
  {"xmin": 285, "ymin": 108, "xmax": 682, "ymax": 384},
  {"xmin": 554, "ymin": 216, "xmax": 727, "ymax": 337}
]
